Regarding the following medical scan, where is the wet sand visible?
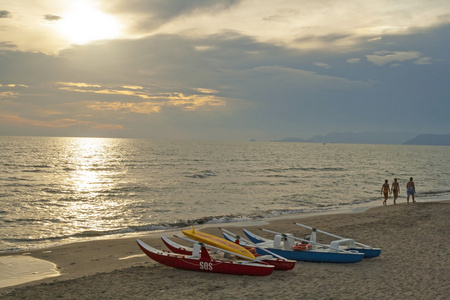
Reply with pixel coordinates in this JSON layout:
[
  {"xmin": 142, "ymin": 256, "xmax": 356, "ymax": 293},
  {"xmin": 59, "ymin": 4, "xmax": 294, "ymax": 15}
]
[{"xmin": 1, "ymin": 201, "xmax": 449, "ymax": 299}]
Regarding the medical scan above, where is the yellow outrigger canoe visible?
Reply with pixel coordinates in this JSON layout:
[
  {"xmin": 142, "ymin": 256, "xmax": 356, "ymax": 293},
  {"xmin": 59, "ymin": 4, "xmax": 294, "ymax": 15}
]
[{"xmin": 182, "ymin": 227, "xmax": 256, "ymax": 260}]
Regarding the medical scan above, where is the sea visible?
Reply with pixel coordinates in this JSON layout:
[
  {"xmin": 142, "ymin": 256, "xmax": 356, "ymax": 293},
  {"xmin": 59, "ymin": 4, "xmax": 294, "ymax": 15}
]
[{"xmin": 1, "ymin": 136, "xmax": 449, "ymax": 252}]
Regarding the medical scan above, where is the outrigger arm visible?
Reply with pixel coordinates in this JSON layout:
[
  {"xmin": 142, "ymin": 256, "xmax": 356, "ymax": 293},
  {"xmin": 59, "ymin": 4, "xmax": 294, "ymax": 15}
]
[{"xmin": 294, "ymin": 222, "xmax": 373, "ymax": 249}]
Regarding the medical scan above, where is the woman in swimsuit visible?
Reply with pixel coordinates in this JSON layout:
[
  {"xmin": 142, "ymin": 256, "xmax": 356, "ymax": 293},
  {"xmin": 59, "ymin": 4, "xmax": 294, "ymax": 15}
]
[
  {"xmin": 391, "ymin": 178, "xmax": 400, "ymax": 205},
  {"xmin": 381, "ymin": 179, "xmax": 390, "ymax": 206}
]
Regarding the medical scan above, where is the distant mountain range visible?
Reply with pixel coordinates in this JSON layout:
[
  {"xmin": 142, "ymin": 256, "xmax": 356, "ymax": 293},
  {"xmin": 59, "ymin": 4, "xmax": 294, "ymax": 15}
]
[
  {"xmin": 403, "ymin": 133, "xmax": 450, "ymax": 145},
  {"xmin": 271, "ymin": 132, "xmax": 450, "ymax": 146}
]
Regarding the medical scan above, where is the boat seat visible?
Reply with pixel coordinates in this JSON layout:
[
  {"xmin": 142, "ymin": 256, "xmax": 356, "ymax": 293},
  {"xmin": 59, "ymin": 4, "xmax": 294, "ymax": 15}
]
[
  {"xmin": 189, "ymin": 243, "xmax": 202, "ymax": 258},
  {"xmin": 329, "ymin": 239, "xmax": 356, "ymax": 252},
  {"xmin": 284, "ymin": 234, "xmax": 295, "ymax": 250},
  {"xmin": 273, "ymin": 235, "xmax": 282, "ymax": 248}
]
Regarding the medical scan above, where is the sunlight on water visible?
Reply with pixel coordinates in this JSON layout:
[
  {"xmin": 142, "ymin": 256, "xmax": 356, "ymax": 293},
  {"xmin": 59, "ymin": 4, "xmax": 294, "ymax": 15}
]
[
  {"xmin": 68, "ymin": 138, "xmax": 115, "ymax": 195},
  {"xmin": 57, "ymin": 138, "xmax": 127, "ymax": 235},
  {"xmin": 1, "ymin": 136, "xmax": 449, "ymax": 251}
]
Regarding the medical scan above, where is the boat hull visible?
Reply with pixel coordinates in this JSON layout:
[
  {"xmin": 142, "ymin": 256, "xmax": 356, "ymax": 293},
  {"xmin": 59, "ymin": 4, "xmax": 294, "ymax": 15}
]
[
  {"xmin": 254, "ymin": 247, "xmax": 364, "ymax": 263},
  {"xmin": 137, "ymin": 239, "xmax": 274, "ymax": 276},
  {"xmin": 349, "ymin": 248, "xmax": 382, "ymax": 258}
]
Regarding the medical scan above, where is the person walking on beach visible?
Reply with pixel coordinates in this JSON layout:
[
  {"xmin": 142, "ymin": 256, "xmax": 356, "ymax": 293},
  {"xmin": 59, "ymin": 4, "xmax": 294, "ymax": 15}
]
[
  {"xmin": 381, "ymin": 179, "xmax": 390, "ymax": 206},
  {"xmin": 406, "ymin": 177, "xmax": 416, "ymax": 204},
  {"xmin": 391, "ymin": 178, "xmax": 400, "ymax": 205}
]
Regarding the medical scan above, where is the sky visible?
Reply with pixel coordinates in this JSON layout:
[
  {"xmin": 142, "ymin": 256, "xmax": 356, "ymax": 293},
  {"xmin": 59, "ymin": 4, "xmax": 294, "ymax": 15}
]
[{"xmin": 1, "ymin": 0, "xmax": 449, "ymax": 140}]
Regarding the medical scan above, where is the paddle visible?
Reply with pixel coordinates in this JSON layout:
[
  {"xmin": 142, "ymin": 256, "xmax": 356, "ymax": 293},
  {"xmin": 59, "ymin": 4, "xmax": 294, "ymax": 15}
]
[
  {"xmin": 219, "ymin": 227, "xmax": 289, "ymax": 261},
  {"xmin": 294, "ymin": 222, "xmax": 373, "ymax": 249},
  {"xmin": 259, "ymin": 228, "xmax": 355, "ymax": 254},
  {"xmin": 173, "ymin": 235, "xmax": 270, "ymax": 264}
]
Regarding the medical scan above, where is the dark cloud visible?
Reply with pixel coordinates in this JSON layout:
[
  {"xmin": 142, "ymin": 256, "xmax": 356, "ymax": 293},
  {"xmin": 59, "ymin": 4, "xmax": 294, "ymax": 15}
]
[
  {"xmin": 103, "ymin": 0, "xmax": 240, "ymax": 32},
  {"xmin": 44, "ymin": 14, "xmax": 62, "ymax": 21},
  {"xmin": 295, "ymin": 33, "xmax": 352, "ymax": 43},
  {"xmin": 0, "ymin": 10, "xmax": 12, "ymax": 18},
  {"xmin": 0, "ymin": 41, "xmax": 18, "ymax": 50},
  {"xmin": 1, "ymin": 22, "xmax": 449, "ymax": 139}
]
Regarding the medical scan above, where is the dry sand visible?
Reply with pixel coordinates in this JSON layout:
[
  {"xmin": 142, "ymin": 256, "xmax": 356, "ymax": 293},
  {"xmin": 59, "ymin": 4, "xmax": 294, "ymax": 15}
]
[{"xmin": 1, "ymin": 201, "xmax": 449, "ymax": 299}]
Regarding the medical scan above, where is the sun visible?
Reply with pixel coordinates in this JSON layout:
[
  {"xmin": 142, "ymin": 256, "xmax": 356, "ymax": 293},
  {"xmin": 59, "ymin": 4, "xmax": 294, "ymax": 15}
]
[{"xmin": 56, "ymin": 1, "xmax": 122, "ymax": 44}]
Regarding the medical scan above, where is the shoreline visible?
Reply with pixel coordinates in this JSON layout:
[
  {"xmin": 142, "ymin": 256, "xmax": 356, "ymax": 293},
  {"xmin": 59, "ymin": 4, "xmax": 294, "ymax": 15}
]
[
  {"xmin": 1, "ymin": 200, "xmax": 449, "ymax": 299},
  {"xmin": 2, "ymin": 195, "xmax": 443, "ymax": 254}
]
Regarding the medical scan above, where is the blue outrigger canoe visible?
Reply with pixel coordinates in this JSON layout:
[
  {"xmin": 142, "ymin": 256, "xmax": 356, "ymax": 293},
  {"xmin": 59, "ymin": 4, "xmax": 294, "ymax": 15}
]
[
  {"xmin": 241, "ymin": 229, "xmax": 365, "ymax": 264},
  {"xmin": 293, "ymin": 222, "xmax": 381, "ymax": 258}
]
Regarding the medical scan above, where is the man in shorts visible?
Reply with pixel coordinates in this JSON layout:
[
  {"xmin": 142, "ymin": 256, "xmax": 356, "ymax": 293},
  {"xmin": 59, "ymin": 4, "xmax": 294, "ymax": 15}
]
[{"xmin": 406, "ymin": 177, "xmax": 416, "ymax": 204}]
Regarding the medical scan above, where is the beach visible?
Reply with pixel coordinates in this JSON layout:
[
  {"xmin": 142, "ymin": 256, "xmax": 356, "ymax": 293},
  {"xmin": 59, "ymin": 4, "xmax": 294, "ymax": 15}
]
[{"xmin": 1, "ymin": 201, "xmax": 449, "ymax": 299}]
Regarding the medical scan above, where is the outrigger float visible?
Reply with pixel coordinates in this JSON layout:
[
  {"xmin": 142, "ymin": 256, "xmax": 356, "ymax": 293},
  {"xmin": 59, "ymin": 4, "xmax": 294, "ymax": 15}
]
[
  {"xmin": 294, "ymin": 222, "xmax": 381, "ymax": 258},
  {"xmin": 137, "ymin": 238, "xmax": 275, "ymax": 276},
  {"xmin": 161, "ymin": 235, "xmax": 296, "ymax": 271},
  {"xmin": 242, "ymin": 229, "xmax": 365, "ymax": 263}
]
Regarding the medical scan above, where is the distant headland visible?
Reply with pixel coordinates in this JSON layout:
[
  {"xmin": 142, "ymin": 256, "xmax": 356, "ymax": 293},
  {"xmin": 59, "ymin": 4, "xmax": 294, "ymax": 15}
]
[{"xmin": 270, "ymin": 132, "xmax": 450, "ymax": 146}]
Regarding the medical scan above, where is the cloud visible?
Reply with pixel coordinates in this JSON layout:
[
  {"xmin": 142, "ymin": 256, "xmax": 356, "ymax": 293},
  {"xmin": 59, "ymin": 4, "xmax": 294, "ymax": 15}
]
[
  {"xmin": 366, "ymin": 50, "xmax": 430, "ymax": 66},
  {"xmin": 314, "ymin": 62, "xmax": 331, "ymax": 69},
  {"xmin": 86, "ymin": 101, "xmax": 161, "ymax": 114},
  {"xmin": 194, "ymin": 88, "xmax": 219, "ymax": 94},
  {"xmin": 0, "ymin": 42, "xmax": 17, "ymax": 50},
  {"xmin": 414, "ymin": 56, "xmax": 432, "ymax": 64},
  {"xmin": 0, "ymin": 83, "xmax": 29, "ymax": 88},
  {"xmin": 55, "ymin": 82, "xmax": 102, "ymax": 88},
  {"xmin": 346, "ymin": 58, "xmax": 360, "ymax": 64},
  {"xmin": 104, "ymin": 0, "xmax": 240, "ymax": 33},
  {"xmin": 0, "ymin": 91, "xmax": 19, "ymax": 99},
  {"xmin": 0, "ymin": 83, "xmax": 28, "ymax": 99},
  {"xmin": 44, "ymin": 14, "xmax": 61, "ymax": 21},
  {"xmin": 0, "ymin": 10, "xmax": 12, "ymax": 18},
  {"xmin": 54, "ymin": 82, "xmax": 227, "ymax": 112},
  {"xmin": 0, "ymin": 113, "xmax": 124, "ymax": 130},
  {"xmin": 367, "ymin": 37, "xmax": 382, "ymax": 42},
  {"xmin": 0, "ymin": 16, "xmax": 449, "ymax": 139}
]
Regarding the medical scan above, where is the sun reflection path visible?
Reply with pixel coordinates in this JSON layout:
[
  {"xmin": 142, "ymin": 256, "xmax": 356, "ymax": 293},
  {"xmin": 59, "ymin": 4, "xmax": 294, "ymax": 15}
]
[
  {"xmin": 68, "ymin": 138, "xmax": 115, "ymax": 194},
  {"xmin": 60, "ymin": 138, "xmax": 128, "ymax": 235}
]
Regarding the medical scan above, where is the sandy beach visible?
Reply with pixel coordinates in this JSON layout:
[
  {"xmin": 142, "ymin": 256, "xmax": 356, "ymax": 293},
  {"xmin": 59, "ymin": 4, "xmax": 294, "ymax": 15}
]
[{"xmin": 1, "ymin": 201, "xmax": 449, "ymax": 299}]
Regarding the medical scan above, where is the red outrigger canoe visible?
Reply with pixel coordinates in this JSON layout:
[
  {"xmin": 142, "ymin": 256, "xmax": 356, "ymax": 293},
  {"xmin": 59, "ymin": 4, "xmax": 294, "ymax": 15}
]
[
  {"xmin": 160, "ymin": 235, "xmax": 295, "ymax": 271},
  {"xmin": 137, "ymin": 239, "xmax": 274, "ymax": 276}
]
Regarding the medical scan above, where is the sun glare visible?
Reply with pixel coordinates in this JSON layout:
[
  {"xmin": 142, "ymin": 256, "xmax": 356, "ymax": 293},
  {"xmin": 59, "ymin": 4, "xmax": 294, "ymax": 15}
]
[{"xmin": 57, "ymin": 1, "xmax": 122, "ymax": 44}]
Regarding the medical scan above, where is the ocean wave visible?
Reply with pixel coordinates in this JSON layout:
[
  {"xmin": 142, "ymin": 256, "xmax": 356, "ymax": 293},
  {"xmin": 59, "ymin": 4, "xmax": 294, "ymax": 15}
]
[
  {"xmin": 418, "ymin": 190, "xmax": 450, "ymax": 196},
  {"xmin": 264, "ymin": 167, "xmax": 346, "ymax": 173},
  {"xmin": 62, "ymin": 167, "xmax": 76, "ymax": 171},
  {"xmin": 188, "ymin": 170, "xmax": 217, "ymax": 178},
  {"xmin": 105, "ymin": 186, "xmax": 150, "ymax": 194},
  {"xmin": 2, "ymin": 211, "xmax": 303, "ymax": 246},
  {"xmin": 2, "ymin": 217, "xmax": 64, "ymax": 224},
  {"xmin": 42, "ymin": 187, "xmax": 74, "ymax": 194},
  {"xmin": 3, "ymin": 176, "xmax": 34, "ymax": 182},
  {"xmin": 4, "ymin": 183, "xmax": 33, "ymax": 188}
]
